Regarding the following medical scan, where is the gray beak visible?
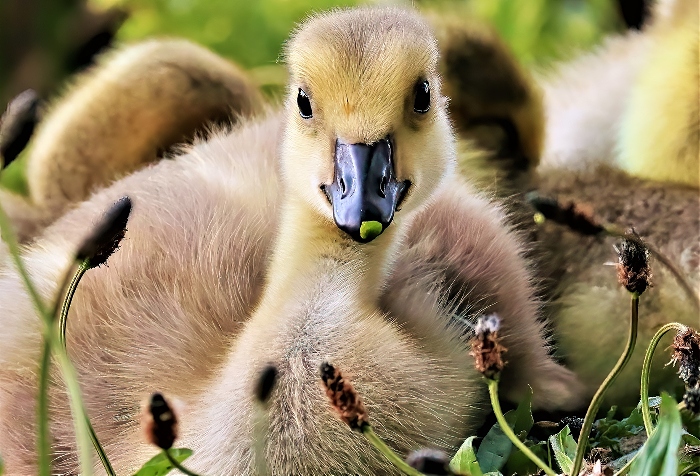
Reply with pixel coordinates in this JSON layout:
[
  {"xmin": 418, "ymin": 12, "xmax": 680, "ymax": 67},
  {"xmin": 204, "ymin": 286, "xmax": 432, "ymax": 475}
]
[{"xmin": 322, "ymin": 137, "xmax": 410, "ymax": 243}]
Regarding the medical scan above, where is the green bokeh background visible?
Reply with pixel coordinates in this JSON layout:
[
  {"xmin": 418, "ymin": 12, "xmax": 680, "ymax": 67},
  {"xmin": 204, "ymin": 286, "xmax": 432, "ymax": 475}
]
[
  {"xmin": 1, "ymin": 0, "xmax": 623, "ymax": 193},
  {"xmin": 102, "ymin": 0, "xmax": 621, "ymax": 70}
]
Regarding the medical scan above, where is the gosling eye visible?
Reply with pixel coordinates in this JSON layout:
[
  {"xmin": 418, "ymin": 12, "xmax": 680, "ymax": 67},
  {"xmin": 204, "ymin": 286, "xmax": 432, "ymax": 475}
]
[
  {"xmin": 297, "ymin": 88, "xmax": 313, "ymax": 119},
  {"xmin": 413, "ymin": 80, "xmax": 430, "ymax": 114}
]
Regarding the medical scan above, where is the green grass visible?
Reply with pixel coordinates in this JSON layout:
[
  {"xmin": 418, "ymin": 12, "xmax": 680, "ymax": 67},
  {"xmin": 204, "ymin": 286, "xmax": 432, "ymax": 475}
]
[{"xmin": 95, "ymin": 0, "xmax": 621, "ymax": 71}]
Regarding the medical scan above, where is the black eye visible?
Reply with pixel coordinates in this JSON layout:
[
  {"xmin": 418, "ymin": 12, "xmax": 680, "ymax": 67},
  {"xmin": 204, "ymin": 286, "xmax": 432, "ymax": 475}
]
[
  {"xmin": 413, "ymin": 80, "xmax": 430, "ymax": 114},
  {"xmin": 297, "ymin": 88, "xmax": 312, "ymax": 119}
]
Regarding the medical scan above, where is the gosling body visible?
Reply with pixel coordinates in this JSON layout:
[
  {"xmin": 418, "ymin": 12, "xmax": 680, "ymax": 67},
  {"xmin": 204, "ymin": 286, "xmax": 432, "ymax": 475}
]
[
  {"xmin": 535, "ymin": 0, "xmax": 699, "ymax": 402},
  {"xmin": 1, "ymin": 38, "xmax": 263, "ymax": 242},
  {"xmin": 438, "ymin": 0, "xmax": 699, "ymax": 403},
  {"xmin": 0, "ymin": 7, "xmax": 582, "ymax": 474}
]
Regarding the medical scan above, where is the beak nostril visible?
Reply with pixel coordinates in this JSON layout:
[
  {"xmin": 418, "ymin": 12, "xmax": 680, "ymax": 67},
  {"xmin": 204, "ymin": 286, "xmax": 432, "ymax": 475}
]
[
  {"xmin": 379, "ymin": 174, "xmax": 388, "ymax": 198},
  {"xmin": 328, "ymin": 138, "xmax": 401, "ymax": 242}
]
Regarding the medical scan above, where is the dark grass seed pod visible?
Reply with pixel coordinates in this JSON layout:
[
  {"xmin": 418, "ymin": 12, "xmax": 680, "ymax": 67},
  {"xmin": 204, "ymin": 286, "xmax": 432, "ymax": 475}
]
[
  {"xmin": 615, "ymin": 232, "xmax": 651, "ymax": 295},
  {"xmin": 142, "ymin": 392, "xmax": 178, "ymax": 450},
  {"xmin": 255, "ymin": 365, "xmax": 278, "ymax": 404},
  {"xmin": 76, "ymin": 196, "xmax": 131, "ymax": 268},
  {"xmin": 0, "ymin": 89, "xmax": 41, "ymax": 168},
  {"xmin": 683, "ymin": 384, "xmax": 700, "ymax": 414},
  {"xmin": 560, "ymin": 416, "xmax": 585, "ymax": 439},
  {"xmin": 405, "ymin": 448, "xmax": 453, "ymax": 475},
  {"xmin": 320, "ymin": 362, "xmax": 368, "ymax": 431},
  {"xmin": 671, "ymin": 327, "xmax": 700, "ymax": 387},
  {"xmin": 525, "ymin": 192, "xmax": 605, "ymax": 236}
]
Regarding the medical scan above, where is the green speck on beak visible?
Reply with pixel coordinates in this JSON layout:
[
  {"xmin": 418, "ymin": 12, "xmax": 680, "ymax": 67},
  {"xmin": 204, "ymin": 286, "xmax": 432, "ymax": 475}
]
[{"xmin": 359, "ymin": 221, "xmax": 383, "ymax": 241}]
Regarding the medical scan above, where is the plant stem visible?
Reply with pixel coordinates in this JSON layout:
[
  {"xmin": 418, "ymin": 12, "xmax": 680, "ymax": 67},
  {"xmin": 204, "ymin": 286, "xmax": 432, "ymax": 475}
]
[
  {"xmin": 165, "ymin": 449, "xmax": 202, "ymax": 476},
  {"xmin": 0, "ymin": 207, "xmax": 54, "ymax": 475},
  {"xmin": 57, "ymin": 259, "xmax": 115, "ymax": 476},
  {"xmin": 38, "ymin": 340, "xmax": 52, "ymax": 476},
  {"xmin": 0, "ymin": 206, "xmax": 93, "ymax": 475},
  {"xmin": 571, "ymin": 294, "xmax": 639, "ymax": 476},
  {"xmin": 0, "ymin": 207, "xmax": 49, "ymax": 318},
  {"xmin": 252, "ymin": 405, "xmax": 270, "ymax": 476},
  {"xmin": 86, "ymin": 416, "xmax": 115, "ymax": 476},
  {"xmin": 52, "ymin": 329, "xmax": 94, "ymax": 476},
  {"xmin": 487, "ymin": 379, "xmax": 557, "ymax": 476},
  {"xmin": 640, "ymin": 322, "xmax": 687, "ymax": 436},
  {"xmin": 58, "ymin": 259, "xmax": 89, "ymax": 348},
  {"xmin": 361, "ymin": 425, "xmax": 425, "ymax": 476}
]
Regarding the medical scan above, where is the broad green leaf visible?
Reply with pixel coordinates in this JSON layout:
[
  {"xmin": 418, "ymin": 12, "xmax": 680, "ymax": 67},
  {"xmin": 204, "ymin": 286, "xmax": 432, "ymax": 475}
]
[
  {"xmin": 476, "ymin": 387, "xmax": 534, "ymax": 473},
  {"xmin": 679, "ymin": 455, "xmax": 700, "ymax": 475},
  {"xmin": 630, "ymin": 393, "xmax": 682, "ymax": 476},
  {"xmin": 0, "ymin": 453, "xmax": 4, "ymax": 475},
  {"xmin": 681, "ymin": 405, "xmax": 700, "ymax": 438},
  {"xmin": 609, "ymin": 450, "xmax": 639, "ymax": 472},
  {"xmin": 592, "ymin": 405, "xmax": 646, "ymax": 457},
  {"xmin": 476, "ymin": 410, "xmax": 518, "ymax": 472},
  {"xmin": 512, "ymin": 386, "xmax": 534, "ymax": 436},
  {"xmin": 549, "ymin": 425, "xmax": 576, "ymax": 474},
  {"xmin": 606, "ymin": 406, "xmax": 618, "ymax": 420},
  {"xmin": 132, "ymin": 448, "xmax": 193, "ymax": 476},
  {"xmin": 450, "ymin": 436, "xmax": 483, "ymax": 476},
  {"xmin": 503, "ymin": 440, "xmax": 548, "ymax": 476}
]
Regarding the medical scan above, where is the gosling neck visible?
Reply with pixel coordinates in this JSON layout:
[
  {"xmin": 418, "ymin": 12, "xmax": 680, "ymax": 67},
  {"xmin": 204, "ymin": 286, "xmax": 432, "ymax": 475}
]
[{"xmin": 262, "ymin": 195, "xmax": 403, "ymax": 306}]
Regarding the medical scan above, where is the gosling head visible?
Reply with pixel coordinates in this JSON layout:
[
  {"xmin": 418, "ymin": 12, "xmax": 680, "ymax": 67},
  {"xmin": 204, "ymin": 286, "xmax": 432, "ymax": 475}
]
[{"xmin": 282, "ymin": 7, "xmax": 455, "ymax": 243}]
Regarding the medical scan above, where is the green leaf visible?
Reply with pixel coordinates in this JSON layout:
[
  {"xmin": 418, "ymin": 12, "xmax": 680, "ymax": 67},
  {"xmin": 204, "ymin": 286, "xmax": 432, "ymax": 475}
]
[
  {"xmin": 476, "ymin": 410, "xmax": 518, "ymax": 472},
  {"xmin": 503, "ymin": 440, "xmax": 548, "ymax": 476},
  {"xmin": 592, "ymin": 405, "xmax": 646, "ymax": 457},
  {"xmin": 549, "ymin": 425, "xmax": 577, "ymax": 474},
  {"xmin": 475, "ymin": 386, "xmax": 534, "ymax": 474},
  {"xmin": 0, "ymin": 453, "xmax": 4, "ymax": 475},
  {"xmin": 630, "ymin": 393, "xmax": 682, "ymax": 476},
  {"xmin": 679, "ymin": 433, "xmax": 700, "ymax": 474},
  {"xmin": 132, "ymin": 448, "xmax": 193, "ymax": 476},
  {"xmin": 609, "ymin": 450, "xmax": 639, "ymax": 472},
  {"xmin": 681, "ymin": 405, "xmax": 700, "ymax": 438},
  {"xmin": 450, "ymin": 436, "xmax": 483, "ymax": 476},
  {"xmin": 512, "ymin": 386, "xmax": 534, "ymax": 436}
]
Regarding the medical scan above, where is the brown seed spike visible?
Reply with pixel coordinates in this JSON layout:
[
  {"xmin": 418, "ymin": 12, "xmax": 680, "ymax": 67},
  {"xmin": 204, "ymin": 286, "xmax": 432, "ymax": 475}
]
[
  {"xmin": 469, "ymin": 314, "xmax": 507, "ymax": 379},
  {"xmin": 320, "ymin": 362, "xmax": 368, "ymax": 431},
  {"xmin": 671, "ymin": 327, "xmax": 700, "ymax": 387},
  {"xmin": 615, "ymin": 231, "xmax": 652, "ymax": 295},
  {"xmin": 141, "ymin": 392, "xmax": 178, "ymax": 450},
  {"xmin": 76, "ymin": 196, "xmax": 132, "ymax": 268}
]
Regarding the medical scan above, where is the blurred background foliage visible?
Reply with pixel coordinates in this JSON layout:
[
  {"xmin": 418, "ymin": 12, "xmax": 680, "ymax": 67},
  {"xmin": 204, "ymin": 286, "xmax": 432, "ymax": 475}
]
[
  {"xmin": 95, "ymin": 0, "xmax": 622, "ymax": 85},
  {"xmin": 0, "ymin": 0, "xmax": 625, "ymax": 192}
]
